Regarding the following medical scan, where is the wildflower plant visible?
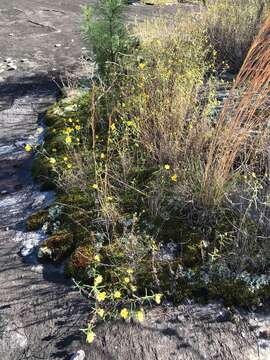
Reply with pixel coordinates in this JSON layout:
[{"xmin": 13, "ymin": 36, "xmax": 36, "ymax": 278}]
[{"xmin": 76, "ymin": 248, "xmax": 162, "ymax": 342}]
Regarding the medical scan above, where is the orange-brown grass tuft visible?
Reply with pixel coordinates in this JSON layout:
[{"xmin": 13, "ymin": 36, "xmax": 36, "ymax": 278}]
[{"xmin": 202, "ymin": 14, "xmax": 270, "ymax": 205}]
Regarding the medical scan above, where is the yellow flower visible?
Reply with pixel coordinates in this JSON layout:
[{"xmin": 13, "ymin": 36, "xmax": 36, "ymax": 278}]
[
  {"xmin": 252, "ymin": 172, "xmax": 256, "ymax": 178},
  {"xmin": 154, "ymin": 294, "xmax": 162, "ymax": 304},
  {"xmin": 127, "ymin": 268, "xmax": 134, "ymax": 275},
  {"xmin": 124, "ymin": 277, "xmax": 130, "ymax": 284},
  {"xmin": 63, "ymin": 156, "xmax": 68, "ymax": 161},
  {"xmin": 49, "ymin": 157, "xmax": 56, "ymax": 165},
  {"xmin": 171, "ymin": 174, "xmax": 177, "ymax": 182},
  {"xmin": 66, "ymin": 127, "xmax": 74, "ymax": 133},
  {"xmin": 96, "ymin": 291, "xmax": 106, "ymax": 302},
  {"xmin": 25, "ymin": 144, "xmax": 32, "ymax": 152},
  {"xmin": 100, "ymin": 153, "xmax": 105, "ymax": 160},
  {"xmin": 127, "ymin": 120, "xmax": 134, "ymax": 127},
  {"xmin": 86, "ymin": 330, "xmax": 96, "ymax": 344},
  {"xmin": 120, "ymin": 308, "xmax": 129, "ymax": 319},
  {"xmin": 68, "ymin": 118, "xmax": 73, "ymax": 123},
  {"xmin": 67, "ymin": 163, "xmax": 72, "ymax": 169},
  {"xmin": 151, "ymin": 240, "xmax": 158, "ymax": 251},
  {"xmin": 94, "ymin": 255, "xmax": 101, "ymax": 262},
  {"xmin": 107, "ymin": 196, "xmax": 113, "ymax": 201},
  {"xmin": 97, "ymin": 308, "xmax": 105, "ymax": 318},
  {"xmin": 75, "ymin": 124, "xmax": 81, "ymax": 131},
  {"xmin": 94, "ymin": 275, "xmax": 103, "ymax": 286},
  {"xmin": 65, "ymin": 136, "xmax": 72, "ymax": 144},
  {"xmin": 111, "ymin": 123, "xmax": 116, "ymax": 131},
  {"xmin": 130, "ymin": 285, "xmax": 137, "ymax": 292},
  {"xmin": 164, "ymin": 164, "xmax": 170, "ymax": 170},
  {"xmin": 91, "ymin": 183, "xmax": 98, "ymax": 190},
  {"xmin": 114, "ymin": 290, "xmax": 121, "ymax": 299},
  {"xmin": 138, "ymin": 63, "xmax": 146, "ymax": 70},
  {"xmin": 136, "ymin": 309, "xmax": 144, "ymax": 322},
  {"xmin": 37, "ymin": 127, "xmax": 43, "ymax": 134}
]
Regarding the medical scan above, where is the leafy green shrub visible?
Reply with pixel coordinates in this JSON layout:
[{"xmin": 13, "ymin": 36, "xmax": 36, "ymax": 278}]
[{"xmin": 81, "ymin": 0, "xmax": 135, "ymax": 78}]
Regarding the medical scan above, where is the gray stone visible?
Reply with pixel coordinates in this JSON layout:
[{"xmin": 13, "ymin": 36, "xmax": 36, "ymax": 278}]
[
  {"xmin": 70, "ymin": 350, "xmax": 85, "ymax": 360},
  {"xmin": 6, "ymin": 63, "xmax": 17, "ymax": 71},
  {"xmin": 258, "ymin": 339, "xmax": 270, "ymax": 349}
]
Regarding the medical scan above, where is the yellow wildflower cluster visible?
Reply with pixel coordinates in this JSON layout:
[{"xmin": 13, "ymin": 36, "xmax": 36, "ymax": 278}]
[
  {"xmin": 65, "ymin": 136, "xmax": 72, "ymax": 145},
  {"xmin": 155, "ymin": 294, "xmax": 162, "ymax": 304},
  {"xmin": 49, "ymin": 157, "xmax": 56, "ymax": 165},
  {"xmin": 63, "ymin": 127, "xmax": 74, "ymax": 135},
  {"xmin": 94, "ymin": 254, "xmax": 101, "ymax": 262},
  {"xmin": 97, "ymin": 308, "xmax": 105, "ymax": 318},
  {"xmin": 120, "ymin": 308, "xmax": 129, "ymax": 319},
  {"xmin": 136, "ymin": 309, "xmax": 144, "ymax": 322},
  {"xmin": 87, "ymin": 330, "xmax": 96, "ymax": 344},
  {"xmin": 96, "ymin": 291, "xmax": 106, "ymax": 302},
  {"xmin": 94, "ymin": 275, "xmax": 103, "ymax": 286},
  {"xmin": 138, "ymin": 62, "xmax": 146, "ymax": 70},
  {"xmin": 25, "ymin": 144, "xmax": 32, "ymax": 152},
  {"xmin": 114, "ymin": 290, "xmax": 121, "ymax": 299}
]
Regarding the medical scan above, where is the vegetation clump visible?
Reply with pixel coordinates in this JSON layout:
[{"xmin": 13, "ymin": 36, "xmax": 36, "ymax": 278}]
[
  {"xmin": 26, "ymin": 0, "xmax": 270, "ymax": 344},
  {"xmin": 26, "ymin": 210, "xmax": 48, "ymax": 231},
  {"xmin": 204, "ymin": 0, "xmax": 269, "ymax": 72},
  {"xmin": 38, "ymin": 231, "xmax": 74, "ymax": 262}
]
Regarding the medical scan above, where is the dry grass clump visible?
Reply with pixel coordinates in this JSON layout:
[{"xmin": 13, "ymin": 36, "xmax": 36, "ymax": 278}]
[
  {"xmin": 203, "ymin": 14, "xmax": 270, "ymax": 205},
  {"xmin": 204, "ymin": 0, "xmax": 268, "ymax": 72},
  {"xmin": 205, "ymin": 14, "xmax": 270, "ymax": 271},
  {"xmin": 130, "ymin": 15, "xmax": 219, "ymax": 209}
]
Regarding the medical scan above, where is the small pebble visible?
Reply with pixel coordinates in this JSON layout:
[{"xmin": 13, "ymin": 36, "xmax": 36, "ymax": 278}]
[
  {"xmin": 31, "ymin": 265, "xmax": 44, "ymax": 274},
  {"xmin": 216, "ymin": 309, "xmax": 232, "ymax": 323},
  {"xmin": 20, "ymin": 246, "xmax": 34, "ymax": 257},
  {"xmin": 7, "ymin": 64, "xmax": 17, "ymax": 71},
  {"xmin": 70, "ymin": 350, "xmax": 85, "ymax": 360},
  {"xmin": 258, "ymin": 339, "xmax": 270, "ymax": 349}
]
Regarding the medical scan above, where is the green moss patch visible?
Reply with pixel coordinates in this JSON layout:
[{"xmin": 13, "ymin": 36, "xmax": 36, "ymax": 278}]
[
  {"xmin": 38, "ymin": 231, "xmax": 74, "ymax": 263},
  {"xmin": 26, "ymin": 210, "xmax": 48, "ymax": 231}
]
